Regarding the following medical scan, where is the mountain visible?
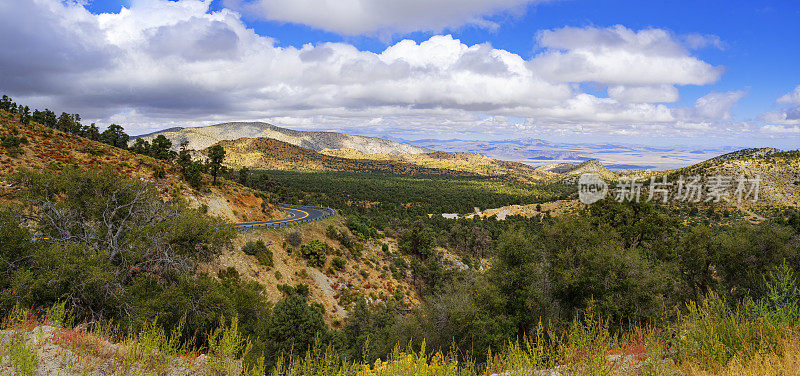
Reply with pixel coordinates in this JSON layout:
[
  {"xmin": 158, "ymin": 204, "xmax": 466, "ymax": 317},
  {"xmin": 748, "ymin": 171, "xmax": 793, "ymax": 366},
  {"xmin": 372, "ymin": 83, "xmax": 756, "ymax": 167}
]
[
  {"xmin": 137, "ymin": 122, "xmax": 432, "ymax": 155},
  {"xmin": 319, "ymin": 148, "xmax": 554, "ymax": 181},
  {"xmin": 564, "ymin": 159, "xmax": 618, "ymax": 180},
  {"xmin": 404, "ymin": 138, "xmax": 741, "ymax": 171},
  {"xmin": 211, "ymin": 137, "xmax": 476, "ymax": 176},
  {"xmin": 131, "ymin": 126, "xmax": 184, "ymax": 139},
  {"xmin": 205, "ymin": 137, "xmax": 555, "ymax": 181}
]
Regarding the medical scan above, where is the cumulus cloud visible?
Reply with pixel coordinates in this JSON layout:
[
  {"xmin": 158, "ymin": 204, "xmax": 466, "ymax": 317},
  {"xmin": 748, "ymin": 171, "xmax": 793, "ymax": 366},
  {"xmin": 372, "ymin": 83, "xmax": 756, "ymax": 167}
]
[
  {"xmin": 759, "ymin": 85, "xmax": 800, "ymax": 126},
  {"xmin": 0, "ymin": 0, "xmax": 741, "ymax": 139},
  {"xmin": 607, "ymin": 85, "xmax": 680, "ymax": 103},
  {"xmin": 777, "ymin": 85, "xmax": 800, "ymax": 105},
  {"xmin": 530, "ymin": 25, "xmax": 725, "ymax": 85},
  {"xmin": 687, "ymin": 91, "xmax": 747, "ymax": 121},
  {"xmin": 224, "ymin": 0, "xmax": 543, "ymax": 36}
]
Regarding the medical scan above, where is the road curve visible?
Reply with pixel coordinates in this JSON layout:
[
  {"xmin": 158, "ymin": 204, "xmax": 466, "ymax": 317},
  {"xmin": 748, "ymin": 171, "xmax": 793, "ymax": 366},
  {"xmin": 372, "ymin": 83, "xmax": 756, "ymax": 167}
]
[{"xmin": 234, "ymin": 204, "xmax": 335, "ymax": 230}]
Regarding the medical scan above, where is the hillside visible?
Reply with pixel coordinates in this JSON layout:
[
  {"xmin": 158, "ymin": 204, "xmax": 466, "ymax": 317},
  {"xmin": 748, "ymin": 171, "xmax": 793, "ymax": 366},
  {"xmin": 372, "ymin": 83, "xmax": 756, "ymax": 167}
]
[
  {"xmin": 0, "ymin": 111, "xmax": 283, "ymax": 223},
  {"xmin": 136, "ymin": 122, "xmax": 432, "ymax": 155},
  {"xmin": 661, "ymin": 148, "xmax": 800, "ymax": 208},
  {"xmin": 210, "ymin": 137, "xmax": 498, "ymax": 177},
  {"xmin": 320, "ymin": 148, "xmax": 554, "ymax": 181}
]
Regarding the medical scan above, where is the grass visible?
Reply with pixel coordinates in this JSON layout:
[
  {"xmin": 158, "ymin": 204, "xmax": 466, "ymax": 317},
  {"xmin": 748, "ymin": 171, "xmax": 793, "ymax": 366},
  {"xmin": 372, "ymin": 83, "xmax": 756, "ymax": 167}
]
[{"xmin": 4, "ymin": 286, "xmax": 800, "ymax": 375}]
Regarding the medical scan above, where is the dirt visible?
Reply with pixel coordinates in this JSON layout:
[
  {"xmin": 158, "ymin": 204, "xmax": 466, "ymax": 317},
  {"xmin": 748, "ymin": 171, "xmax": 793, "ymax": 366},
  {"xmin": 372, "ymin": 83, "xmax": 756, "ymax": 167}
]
[
  {"xmin": 201, "ymin": 217, "xmax": 419, "ymax": 324},
  {"xmin": 0, "ymin": 325, "xmax": 242, "ymax": 376}
]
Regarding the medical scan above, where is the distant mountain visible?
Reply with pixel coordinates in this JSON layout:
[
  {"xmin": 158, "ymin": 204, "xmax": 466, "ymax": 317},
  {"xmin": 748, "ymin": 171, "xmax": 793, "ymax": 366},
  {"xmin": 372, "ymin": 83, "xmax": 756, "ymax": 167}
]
[
  {"xmin": 131, "ymin": 127, "xmax": 184, "ymax": 139},
  {"xmin": 211, "ymin": 137, "xmax": 481, "ymax": 177},
  {"xmin": 403, "ymin": 138, "xmax": 742, "ymax": 171},
  {"xmin": 211, "ymin": 137, "xmax": 554, "ymax": 181},
  {"xmin": 406, "ymin": 138, "xmax": 585, "ymax": 161},
  {"xmin": 564, "ymin": 159, "xmax": 618, "ymax": 180},
  {"xmin": 136, "ymin": 122, "xmax": 431, "ymax": 155},
  {"xmin": 320, "ymin": 148, "xmax": 554, "ymax": 181}
]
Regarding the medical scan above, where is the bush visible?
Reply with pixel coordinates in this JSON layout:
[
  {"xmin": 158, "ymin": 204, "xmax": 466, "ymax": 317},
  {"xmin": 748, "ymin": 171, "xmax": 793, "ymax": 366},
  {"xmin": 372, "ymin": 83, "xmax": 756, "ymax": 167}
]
[
  {"xmin": 300, "ymin": 240, "xmax": 328, "ymax": 267},
  {"xmin": 152, "ymin": 165, "xmax": 166, "ymax": 179},
  {"xmin": 242, "ymin": 240, "xmax": 273, "ymax": 267},
  {"xmin": 218, "ymin": 266, "xmax": 240, "ymax": 282},
  {"xmin": 325, "ymin": 225, "xmax": 339, "ymax": 240},
  {"xmin": 331, "ymin": 257, "xmax": 346, "ymax": 271},
  {"xmin": 286, "ymin": 231, "xmax": 302, "ymax": 248}
]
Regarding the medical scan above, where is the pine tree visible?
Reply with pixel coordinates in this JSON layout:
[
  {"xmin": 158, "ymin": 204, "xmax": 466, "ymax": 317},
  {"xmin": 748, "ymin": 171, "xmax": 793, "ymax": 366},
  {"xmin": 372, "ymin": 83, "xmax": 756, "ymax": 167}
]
[
  {"xmin": 206, "ymin": 144, "xmax": 226, "ymax": 185},
  {"xmin": 100, "ymin": 124, "xmax": 129, "ymax": 148}
]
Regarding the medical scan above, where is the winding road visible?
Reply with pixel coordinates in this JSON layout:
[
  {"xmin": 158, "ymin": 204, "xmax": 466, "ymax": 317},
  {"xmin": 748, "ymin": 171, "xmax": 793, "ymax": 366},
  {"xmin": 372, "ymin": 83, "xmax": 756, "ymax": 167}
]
[
  {"xmin": 234, "ymin": 204, "xmax": 335, "ymax": 230},
  {"xmin": 32, "ymin": 204, "xmax": 335, "ymax": 239}
]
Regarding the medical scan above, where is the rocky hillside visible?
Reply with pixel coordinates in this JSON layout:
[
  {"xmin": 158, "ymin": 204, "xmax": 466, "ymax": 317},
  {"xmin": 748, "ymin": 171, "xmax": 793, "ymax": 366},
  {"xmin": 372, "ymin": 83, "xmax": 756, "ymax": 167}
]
[
  {"xmin": 550, "ymin": 159, "xmax": 618, "ymax": 182},
  {"xmin": 661, "ymin": 148, "xmax": 800, "ymax": 208},
  {"xmin": 0, "ymin": 110, "xmax": 283, "ymax": 223},
  {"xmin": 136, "ymin": 122, "xmax": 432, "ymax": 155},
  {"xmin": 211, "ymin": 137, "xmax": 480, "ymax": 176}
]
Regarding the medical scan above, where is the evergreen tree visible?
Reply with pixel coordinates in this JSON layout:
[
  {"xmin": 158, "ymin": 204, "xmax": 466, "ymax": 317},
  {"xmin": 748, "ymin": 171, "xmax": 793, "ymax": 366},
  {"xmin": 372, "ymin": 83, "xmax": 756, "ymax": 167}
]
[
  {"xmin": 151, "ymin": 135, "xmax": 175, "ymax": 161},
  {"xmin": 206, "ymin": 144, "xmax": 226, "ymax": 185},
  {"xmin": 130, "ymin": 138, "xmax": 152, "ymax": 156},
  {"xmin": 238, "ymin": 166, "xmax": 250, "ymax": 186},
  {"xmin": 56, "ymin": 112, "xmax": 73, "ymax": 132},
  {"xmin": 177, "ymin": 140, "xmax": 192, "ymax": 174},
  {"xmin": 100, "ymin": 124, "xmax": 129, "ymax": 149},
  {"xmin": 19, "ymin": 106, "xmax": 31, "ymax": 124},
  {"xmin": 82, "ymin": 123, "xmax": 101, "ymax": 141},
  {"xmin": 0, "ymin": 95, "xmax": 10, "ymax": 111}
]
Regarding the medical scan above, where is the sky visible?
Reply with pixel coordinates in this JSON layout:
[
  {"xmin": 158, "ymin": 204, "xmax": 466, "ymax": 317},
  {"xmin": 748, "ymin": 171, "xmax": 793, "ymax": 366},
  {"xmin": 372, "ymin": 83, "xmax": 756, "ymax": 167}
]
[{"xmin": 0, "ymin": 0, "xmax": 799, "ymax": 148}]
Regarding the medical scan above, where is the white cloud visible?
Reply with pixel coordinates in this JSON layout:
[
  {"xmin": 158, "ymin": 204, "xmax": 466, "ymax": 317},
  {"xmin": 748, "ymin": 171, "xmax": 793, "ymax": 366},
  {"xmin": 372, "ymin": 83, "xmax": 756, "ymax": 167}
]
[
  {"xmin": 760, "ymin": 124, "xmax": 800, "ymax": 134},
  {"xmin": 688, "ymin": 91, "xmax": 747, "ymax": 120},
  {"xmin": 0, "ymin": 0, "xmax": 746, "ymax": 140},
  {"xmin": 607, "ymin": 85, "xmax": 679, "ymax": 103},
  {"xmin": 530, "ymin": 25, "xmax": 724, "ymax": 85},
  {"xmin": 682, "ymin": 33, "xmax": 724, "ymax": 50},
  {"xmin": 777, "ymin": 85, "xmax": 800, "ymax": 105},
  {"xmin": 224, "ymin": 0, "xmax": 543, "ymax": 36},
  {"xmin": 759, "ymin": 85, "xmax": 800, "ymax": 126}
]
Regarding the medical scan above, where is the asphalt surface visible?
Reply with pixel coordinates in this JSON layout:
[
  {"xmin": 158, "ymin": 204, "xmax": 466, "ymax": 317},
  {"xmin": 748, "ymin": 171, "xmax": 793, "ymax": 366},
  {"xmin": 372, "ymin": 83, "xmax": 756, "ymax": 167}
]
[{"xmin": 234, "ymin": 204, "xmax": 335, "ymax": 230}]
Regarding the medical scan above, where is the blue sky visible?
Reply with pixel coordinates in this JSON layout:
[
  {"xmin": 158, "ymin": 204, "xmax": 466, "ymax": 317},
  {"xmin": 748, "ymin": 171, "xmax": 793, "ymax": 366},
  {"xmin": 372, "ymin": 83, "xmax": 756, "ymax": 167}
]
[{"xmin": 1, "ymin": 0, "xmax": 799, "ymax": 147}]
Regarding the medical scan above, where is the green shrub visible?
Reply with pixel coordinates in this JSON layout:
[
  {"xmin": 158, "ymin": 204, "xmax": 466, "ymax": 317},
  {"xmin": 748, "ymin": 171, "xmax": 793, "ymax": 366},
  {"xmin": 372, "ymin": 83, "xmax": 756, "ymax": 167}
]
[
  {"xmin": 331, "ymin": 257, "xmax": 346, "ymax": 271},
  {"xmin": 242, "ymin": 240, "xmax": 273, "ymax": 267},
  {"xmin": 152, "ymin": 164, "xmax": 166, "ymax": 179},
  {"xmin": 300, "ymin": 240, "xmax": 328, "ymax": 267},
  {"xmin": 218, "ymin": 267, "xmax": 240, "ymax": 282},
  {"xmin": 325, "ymin": 225, "xmax": 338, "ymax": 240}
]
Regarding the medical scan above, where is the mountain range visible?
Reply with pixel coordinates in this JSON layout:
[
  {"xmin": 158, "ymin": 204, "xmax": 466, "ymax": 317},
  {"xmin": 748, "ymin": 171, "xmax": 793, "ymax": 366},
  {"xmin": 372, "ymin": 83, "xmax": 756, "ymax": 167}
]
[{"xmin": 135, "ymin": 122, "xmax": 431, "ymax": 155}]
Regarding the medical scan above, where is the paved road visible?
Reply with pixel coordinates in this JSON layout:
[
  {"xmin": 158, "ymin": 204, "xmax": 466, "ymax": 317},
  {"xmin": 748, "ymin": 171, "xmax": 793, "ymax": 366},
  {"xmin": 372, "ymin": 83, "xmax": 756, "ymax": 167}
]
[
  {"xmin": 234, "ymin": 204, "xmax": 335, "ymax": 230},
  {"xmin": 32, "ymin": 204, "xmax": 334, "ymax": 239}
]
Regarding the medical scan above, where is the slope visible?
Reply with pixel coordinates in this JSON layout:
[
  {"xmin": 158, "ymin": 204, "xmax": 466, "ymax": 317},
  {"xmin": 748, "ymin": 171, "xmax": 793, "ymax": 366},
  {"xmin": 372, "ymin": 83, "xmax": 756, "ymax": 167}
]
[
  {"xmin": 210, "ymin": 137, "xmax": 492, "ymax": 177},
  {"xmin": 136, "ymin": 121, "xmax": 432, "ymax": 155},
  {"xmin": 319, "ymin": 148, "xmax": 554, "ymax": 181},
  {"xmin": 0, "ymin": 110, "xmax": 284, "ymax": 223}
]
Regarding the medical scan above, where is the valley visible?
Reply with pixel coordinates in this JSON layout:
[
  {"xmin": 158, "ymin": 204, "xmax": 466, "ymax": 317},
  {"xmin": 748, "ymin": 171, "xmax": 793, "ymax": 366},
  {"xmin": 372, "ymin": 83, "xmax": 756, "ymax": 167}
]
[{"xmin": 1, "ymin": 99, "xmax": 800, "ymax": 376}]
